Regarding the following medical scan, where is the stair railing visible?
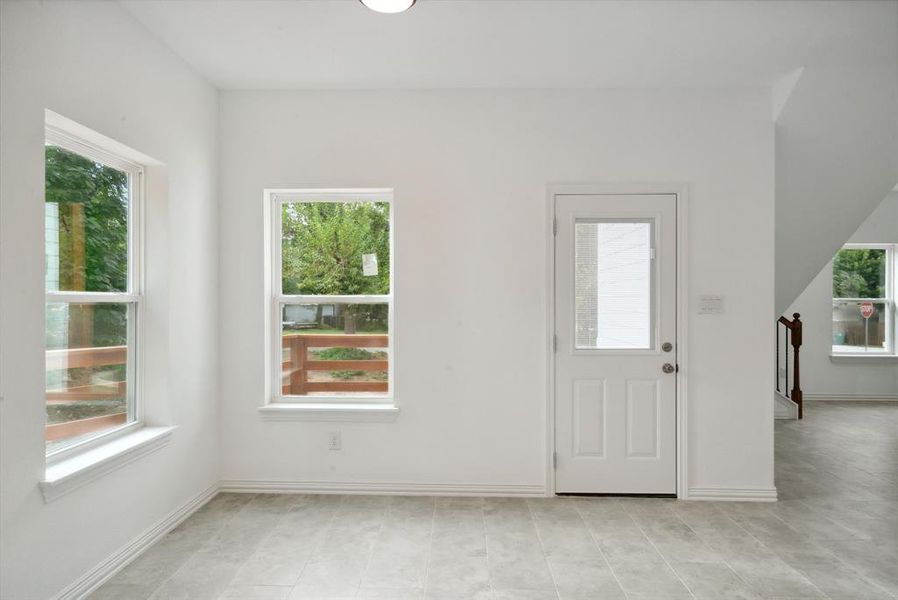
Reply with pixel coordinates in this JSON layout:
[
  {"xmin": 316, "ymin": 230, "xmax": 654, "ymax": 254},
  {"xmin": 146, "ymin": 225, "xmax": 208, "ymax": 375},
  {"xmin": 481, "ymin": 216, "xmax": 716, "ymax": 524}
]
[{"xmin": 776, "ymin": 312, "xmax": 803, "ymax": 419}]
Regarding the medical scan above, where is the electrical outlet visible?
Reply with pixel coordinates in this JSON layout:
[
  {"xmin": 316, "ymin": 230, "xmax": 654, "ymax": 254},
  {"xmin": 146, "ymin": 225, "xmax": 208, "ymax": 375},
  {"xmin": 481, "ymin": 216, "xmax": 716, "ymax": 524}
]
[{"xmin": 328, "ymin": 431, "xmax": 341, "ymax": 451}]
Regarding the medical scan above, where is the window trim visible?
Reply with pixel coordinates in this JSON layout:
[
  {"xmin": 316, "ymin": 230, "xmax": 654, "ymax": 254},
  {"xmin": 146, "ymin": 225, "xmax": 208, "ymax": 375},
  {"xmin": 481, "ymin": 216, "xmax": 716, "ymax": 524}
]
[
  {"xmin": 44, "ymin": 125, "xmax": 146, "ymax": 463},
  {"xmin": 266, "ymin": 188, "xmax": 396, "ymax": 408},
  {"xmin": 831, "ymin": 243, "xmax": 896, "ymax": 357}
]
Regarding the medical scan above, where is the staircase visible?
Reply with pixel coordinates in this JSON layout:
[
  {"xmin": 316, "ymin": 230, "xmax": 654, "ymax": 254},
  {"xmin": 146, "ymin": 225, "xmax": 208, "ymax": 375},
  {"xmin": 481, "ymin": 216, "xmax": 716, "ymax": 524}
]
[
  {"xmin": 774, "ymin": 391, "xmax": 799, "ymax": 420},
  {"xmin": 772, "ymin": 57, "xmax": 898, "ymax": 421},
  {"xmin": 775, "ymin": 313, "xmax": 803, "ymax": 420}
]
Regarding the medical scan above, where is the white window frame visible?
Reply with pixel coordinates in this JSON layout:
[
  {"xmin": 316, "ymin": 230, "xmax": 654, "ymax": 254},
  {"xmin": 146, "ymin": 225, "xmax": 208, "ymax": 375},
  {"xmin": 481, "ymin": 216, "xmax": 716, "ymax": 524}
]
[
  {"xmin": 831, "ymin": 243, "xmax": 896, "ymax": 357},
  {"xmin": 44, "ymin": 125, "xmax": 145, "ymax": 463},
  {"xmin": 267, "ymin": 189, "xmax": 395, "ymax": 406}
]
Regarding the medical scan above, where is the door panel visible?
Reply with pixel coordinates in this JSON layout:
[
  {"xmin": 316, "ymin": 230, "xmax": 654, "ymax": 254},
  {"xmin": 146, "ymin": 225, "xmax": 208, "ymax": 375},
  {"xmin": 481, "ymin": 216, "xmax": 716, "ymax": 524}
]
[
  {"xmin": 625, "ymin": 379, "xmax": 660, "ymax": 458},
  {"xmin": 573, "ymin": 379, "xmax": 606, "ymax": 457},
  {"xmin": 555, "ymin": 194, "xmax": 677, "ymax": 494}
]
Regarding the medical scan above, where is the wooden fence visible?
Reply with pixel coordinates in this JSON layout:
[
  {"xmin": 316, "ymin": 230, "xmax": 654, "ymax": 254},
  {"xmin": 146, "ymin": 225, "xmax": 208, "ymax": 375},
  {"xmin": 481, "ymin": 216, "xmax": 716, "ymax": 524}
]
[
  {"xmin": 45, "ymin": 333, "xmax": 389, "ymax": 442},
  {"xmin": 45, "ymin": 345, "xmax": 127, "ymax": 441},
  {"xmin": 282, "ymin": 334, "xmax": 388, "ymax": 395}
]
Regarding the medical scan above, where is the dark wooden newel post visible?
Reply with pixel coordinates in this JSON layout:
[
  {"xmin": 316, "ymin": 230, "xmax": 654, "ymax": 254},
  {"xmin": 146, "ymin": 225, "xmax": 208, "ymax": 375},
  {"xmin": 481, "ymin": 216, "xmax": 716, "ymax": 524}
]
[{"xmin": 790, "ymin": 313, "xmax": 803, "ymax": 419}]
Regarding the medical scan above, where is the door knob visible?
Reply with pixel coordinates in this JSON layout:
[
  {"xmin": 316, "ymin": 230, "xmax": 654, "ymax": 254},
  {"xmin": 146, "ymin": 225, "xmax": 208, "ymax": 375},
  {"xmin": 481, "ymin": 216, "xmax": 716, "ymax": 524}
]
[{"xmin": 662, "ymin": 363, "xmax": 676, "ymax": 374}]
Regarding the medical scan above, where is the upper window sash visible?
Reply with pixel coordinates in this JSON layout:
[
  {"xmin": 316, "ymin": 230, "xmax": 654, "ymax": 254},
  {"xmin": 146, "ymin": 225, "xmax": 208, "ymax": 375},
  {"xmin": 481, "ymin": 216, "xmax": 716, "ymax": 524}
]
[
  {"xmin": 271, "ymin": 189, "xmax": 393, "ymax": 299},
  {"xmin": 45, "ymin": 127, "xmax": 144, "ymax": 298},
  {"xmin": 832, "ymin": 244, "xmax": 893, "ymax": 300}
]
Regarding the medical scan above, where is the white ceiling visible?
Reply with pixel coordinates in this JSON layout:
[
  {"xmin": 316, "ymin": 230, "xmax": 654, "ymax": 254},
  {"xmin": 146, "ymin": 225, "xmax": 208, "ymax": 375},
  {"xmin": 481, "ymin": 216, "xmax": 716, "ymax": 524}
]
[{"xmin": 121, "ymin": 0, "xmax": 898, "ymax": 90}]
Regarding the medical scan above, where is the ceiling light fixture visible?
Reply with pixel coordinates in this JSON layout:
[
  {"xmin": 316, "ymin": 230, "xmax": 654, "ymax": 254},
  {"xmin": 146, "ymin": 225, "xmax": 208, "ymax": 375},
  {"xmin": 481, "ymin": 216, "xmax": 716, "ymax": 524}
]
[{"xmin": 360, "ymin": 0, "xmax": 416, "ymax": 14}]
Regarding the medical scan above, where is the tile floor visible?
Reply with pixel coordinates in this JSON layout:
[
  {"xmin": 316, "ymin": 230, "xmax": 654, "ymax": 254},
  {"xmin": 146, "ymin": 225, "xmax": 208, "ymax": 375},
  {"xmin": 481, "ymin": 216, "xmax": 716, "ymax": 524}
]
[{"xmin": 91, "ymin": 401, "xmax": 898, "ymax": 599}]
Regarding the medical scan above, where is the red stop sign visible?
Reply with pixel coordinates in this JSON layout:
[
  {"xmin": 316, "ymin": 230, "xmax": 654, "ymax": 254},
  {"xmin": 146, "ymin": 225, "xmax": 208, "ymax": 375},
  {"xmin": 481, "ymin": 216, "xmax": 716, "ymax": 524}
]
[{"xmin": 860, "ymin": 302, "xmax": 875, "ymax": 319}]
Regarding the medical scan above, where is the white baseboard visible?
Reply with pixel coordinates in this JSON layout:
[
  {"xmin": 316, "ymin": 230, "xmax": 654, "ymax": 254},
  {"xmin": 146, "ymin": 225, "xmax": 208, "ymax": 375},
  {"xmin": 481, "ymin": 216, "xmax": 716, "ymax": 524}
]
[
  {"xmin": 52, "ymin": 482, "xmax": 219, "ymax": 600},
  {"xmin": 805, "ymin": 393, "xmax": 898, "ymax": 402},
  {"xmin": 774, "ymin": 391, "xmax": 798, "ymax": 420},
  {"xmin": 687, "ymin": 487, "xmax": 778, "ymax": 502},
  {"xmin": 219, "ymin": 479, "xmax": 546, "ymax": 497}
]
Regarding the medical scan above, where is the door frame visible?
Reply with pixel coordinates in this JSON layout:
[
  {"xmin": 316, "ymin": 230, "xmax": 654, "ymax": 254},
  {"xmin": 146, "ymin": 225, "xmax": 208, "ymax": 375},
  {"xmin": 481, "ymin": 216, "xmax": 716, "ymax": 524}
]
[{"xmin": 545, "ymin": 183, "xmax": 690, "ymax": 498}]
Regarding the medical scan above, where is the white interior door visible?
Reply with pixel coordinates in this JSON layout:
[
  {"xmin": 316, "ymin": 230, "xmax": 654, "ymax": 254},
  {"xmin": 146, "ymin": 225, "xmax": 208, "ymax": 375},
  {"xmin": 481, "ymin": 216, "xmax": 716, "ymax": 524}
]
[{"xmin": 554, "ymin": 194, "xmax": 677, "ymax": 494}]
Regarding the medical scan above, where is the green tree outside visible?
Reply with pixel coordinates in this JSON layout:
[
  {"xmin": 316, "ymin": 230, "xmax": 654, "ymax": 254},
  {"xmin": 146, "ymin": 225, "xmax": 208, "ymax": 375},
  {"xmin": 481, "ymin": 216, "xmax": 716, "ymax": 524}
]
[
  {"xmin": 45, "ymin": 145, "xmax": 129, "ymax": 295},
  {"xmin": 281, "ymin": 201, "xmax": 390, "ymax": 296},
  {"xmin": 281, "ymin": 201, "xmax": 390, "ymax": 334},
  {"xmin": 45, "ymin": 145, "xmax": 130, "ymax": 350},
  {"xmin": 833, "ymin": 248, "xmax": 885, "ymax": 298}
]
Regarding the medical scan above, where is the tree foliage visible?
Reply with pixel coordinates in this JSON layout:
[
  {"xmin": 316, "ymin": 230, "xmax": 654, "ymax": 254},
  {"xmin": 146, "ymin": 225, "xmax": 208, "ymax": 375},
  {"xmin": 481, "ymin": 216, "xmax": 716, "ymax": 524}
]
[
  {"xmin": 281, "ymin": 201, "xmax": 390, "ymax": 334},
  {"xmin": 45, "ymin": 145, "xmax": 129, "ymax": 293},
  {"xmin": 833, "ymin": 248, "xmax": 885, "ymax": 298},
  {"xmin": 45, "ymin": 145, "xmax": 130, "ymax": 347},
  {"xmin": 281, "ymin": 201, "xmax": 390, "ymax": 295}
]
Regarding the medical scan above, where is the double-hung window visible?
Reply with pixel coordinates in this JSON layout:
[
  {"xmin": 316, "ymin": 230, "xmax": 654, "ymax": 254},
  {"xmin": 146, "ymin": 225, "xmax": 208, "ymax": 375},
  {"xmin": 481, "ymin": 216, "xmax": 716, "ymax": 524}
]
[
  {"xmin": 44, "ymin": 126, "xmax": 143, "ymax": 456},
  {"xmin": 270, "ymin": 189, "xmax": 394, "ymax": 405},
  {"xmin": 832, "ymin": 244, "xmax": 896, "ymax": 355}
]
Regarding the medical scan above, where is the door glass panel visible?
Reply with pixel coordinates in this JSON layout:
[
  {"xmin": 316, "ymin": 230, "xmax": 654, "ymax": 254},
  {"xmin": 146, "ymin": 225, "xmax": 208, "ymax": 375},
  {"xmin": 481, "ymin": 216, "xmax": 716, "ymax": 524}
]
[{"xmin": 575, "ymin": 221, "xmax": 653, "ymax": 349}]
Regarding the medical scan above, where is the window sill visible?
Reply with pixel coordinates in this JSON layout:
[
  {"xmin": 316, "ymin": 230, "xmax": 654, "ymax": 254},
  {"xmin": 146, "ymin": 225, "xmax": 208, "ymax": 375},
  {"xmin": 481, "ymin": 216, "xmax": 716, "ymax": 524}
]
[
  {"xmin": 258, "ymin": 403, "xmax": 399, "ymax": 422},
  {"xmin": 40, "ymin": 426, "xmax": 175, "ymax": 503},
  {"xmin": 830, "ymin": 353, "xmax": 898, "ymax": 363}
]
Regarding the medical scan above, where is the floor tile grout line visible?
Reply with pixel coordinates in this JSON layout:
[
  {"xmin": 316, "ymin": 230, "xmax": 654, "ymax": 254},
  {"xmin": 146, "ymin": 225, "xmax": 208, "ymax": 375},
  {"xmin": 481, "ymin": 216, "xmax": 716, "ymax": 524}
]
[
  {"xmin": 215, "ymin": 493, "xmax": 297, "ymax": 598},
  {"xmin": 719, "ymin": 503, "xmax": 836, "ymax": 600},
  {"xmin": 290, "ymin": 494, "xmax": 349, "ymax": 594},
  {"xmin": 354, "ymin": 495, "xmax": 390, "ymax": 597},
  {"xmin": 280, "ymin": 495, "xmax": 337, "ymax": 590},
  {"xmin": 760, "ymin": 501, "xmax": 898, "ymax": 600},
  {"xmin": 228, "ymin": 493, "xmax": 313, "ymax": 593},
  {"xmin": 480, "ymin": 497, "xmax": 496, "ymax": 598},
  {"xmin": 153, "ymin": 492, "xmax": 259, "ymax": 600},
  {"xmin": 524, "ymin": 499, "xmax": 562, "ymax": 600},
  {"xmin": 419, "ymin": 498, "xmax": 438, "ymax": 600},
  {"xmin": 571, "ymin": 499, "xmax": 630, "ymax": 600},
  {"xmin": 626, "ymin": 506, "xmax": 697, "ymax": 599},
  {"xmin": 684, "ymin": 504, "xmax": 804, "ymax": 600}
]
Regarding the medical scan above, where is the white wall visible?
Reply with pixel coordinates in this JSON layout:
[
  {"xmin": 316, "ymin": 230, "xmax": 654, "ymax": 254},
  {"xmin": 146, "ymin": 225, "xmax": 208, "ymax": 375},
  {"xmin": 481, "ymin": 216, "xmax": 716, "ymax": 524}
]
[
  {"xmin": 775, "ymin": 64, "xmax": 898, "ymax": 313},
  {"xmin": 0, "ymin": 3, "xmax": 219, "ymax": 598},
  {"xmin": 219, "ymin": 90, "xmax": 776, "ymax": 497},
  {"xmin": 786, "ymin": 193, "xmax": 898, "ymax": 398}
]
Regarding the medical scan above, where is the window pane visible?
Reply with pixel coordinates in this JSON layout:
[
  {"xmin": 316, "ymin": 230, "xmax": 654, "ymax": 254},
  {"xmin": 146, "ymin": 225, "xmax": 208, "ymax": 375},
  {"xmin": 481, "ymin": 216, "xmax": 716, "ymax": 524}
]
[
  {"xmin": 45, "ymin": 145, "xmax": 130, "ymax": 293},
  {"xmin": 575, "ymin": 221, "xmax": 653, "ymax": 349},
  {"xmin": 281, "ymin": 201, "xmax": 390, "ymax": 295},
  {"xmin": 833, "ymin": 248, "xmax": 886, "ymax": 299},
  {"xmin": 46, "ymin": 302, "xmax": 133, "ymax": 452},
  {"xmin": 832, "ymin": 301, "xmax": 889, "ymax": 353},
  {"xmin": 281, "ymin": 303, "xmax": 388, "ymax": 396}
]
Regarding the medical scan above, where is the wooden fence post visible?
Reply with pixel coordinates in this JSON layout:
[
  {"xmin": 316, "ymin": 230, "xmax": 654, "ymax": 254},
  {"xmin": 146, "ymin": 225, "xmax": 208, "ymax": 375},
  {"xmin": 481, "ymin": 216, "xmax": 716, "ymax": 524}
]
[{"xmin": 289, "ymin": 336, "xmax": 307, "ymax": 396}]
